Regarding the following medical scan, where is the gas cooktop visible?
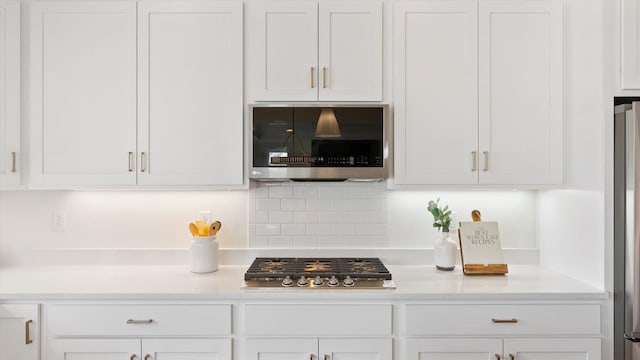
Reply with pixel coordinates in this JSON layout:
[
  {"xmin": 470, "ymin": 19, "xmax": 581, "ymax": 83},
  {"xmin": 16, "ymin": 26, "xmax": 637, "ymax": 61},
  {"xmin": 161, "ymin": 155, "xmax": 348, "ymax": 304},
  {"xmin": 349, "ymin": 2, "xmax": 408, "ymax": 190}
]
[{"xmin": 243, "ymin": 257, "xmax": 395, "ymax": 289}]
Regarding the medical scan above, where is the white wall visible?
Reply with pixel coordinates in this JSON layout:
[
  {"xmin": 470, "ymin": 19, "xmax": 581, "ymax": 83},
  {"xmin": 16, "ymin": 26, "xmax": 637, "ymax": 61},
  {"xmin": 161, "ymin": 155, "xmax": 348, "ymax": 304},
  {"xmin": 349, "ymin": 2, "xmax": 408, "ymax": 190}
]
[{"xmin": 538, "ymin": 0, "xmax": 605, "ymax": 289}]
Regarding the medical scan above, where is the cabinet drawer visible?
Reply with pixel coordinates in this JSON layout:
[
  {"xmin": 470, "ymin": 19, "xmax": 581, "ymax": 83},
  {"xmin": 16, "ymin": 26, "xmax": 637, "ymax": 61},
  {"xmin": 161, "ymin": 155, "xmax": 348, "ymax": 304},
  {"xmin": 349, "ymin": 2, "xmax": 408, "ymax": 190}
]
[
  {"xmin": 48, "ymin": 304, "xmax": 231, "ymax": 336},
  {"xmin": 245, "ymin": 304, "xmax": 392, "ymax": 336},
  {"xmin": 405, "ymin": 304, "xmax": 600, "ymax": 336}
]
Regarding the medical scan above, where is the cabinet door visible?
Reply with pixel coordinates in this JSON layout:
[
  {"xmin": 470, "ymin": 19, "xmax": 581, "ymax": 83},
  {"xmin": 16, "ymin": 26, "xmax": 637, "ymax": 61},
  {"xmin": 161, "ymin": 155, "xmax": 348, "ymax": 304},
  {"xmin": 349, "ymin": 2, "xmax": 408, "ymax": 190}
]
[
  {"xmin": 28, "ymin": 1, "xmax": 137, "ymax": 186},
  {"xmin": 319, "ymin": 338, "xmax": 392, "ymax": 360},
  {"xmin": 142, "ymin": 338, "xmax": 231, "ymax": 360},
  {"xmin": 138, "ymin": 1, "xmax": 243, "ymax": 186},
  {"xmin": 0, "ymin": 304, "xmax": 39, "ymax": 360},
  {"xmin": 250, "ymin": 1, "xmax": 317, "ymax": 101},
  {"xmin": 503, "ymin": 338, "xmax": 601, "ymax": 360},
  {"xmin": 245, "ymin": 338, "xmax": 317, "ymax": 360},
  {"xmin": 318, "ymin": 0, "xmax": 382, "ymax": 101},
  {"xmin": 478, "ymin": 1, "xmax": 563, "ymax": 185},
  {"xmin": 393, "ymin": 1, "xmax": 478, "ymax": 185},
  {"xmin": 0, "ymin": 0, "xmax": 20, "ymax": 187},
  {"xmin": 406, "ymin": 338, "xmax": 502, "ymax": 360},
  {"xmin": 623, "ymin": 0, "xmax": 640, "ymax": 88},
  {"xmin": 49, "ymin": 338, "xmax": 140, "ymax": 360}
]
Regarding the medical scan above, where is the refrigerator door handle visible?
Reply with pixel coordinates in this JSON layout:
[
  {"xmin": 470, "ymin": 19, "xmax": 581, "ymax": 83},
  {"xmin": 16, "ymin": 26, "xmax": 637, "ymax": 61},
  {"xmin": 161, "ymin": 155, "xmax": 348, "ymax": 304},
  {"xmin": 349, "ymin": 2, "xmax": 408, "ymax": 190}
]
[{"xmin": 625, "ymin": 333, "xmax": 640, "ymax": 342}]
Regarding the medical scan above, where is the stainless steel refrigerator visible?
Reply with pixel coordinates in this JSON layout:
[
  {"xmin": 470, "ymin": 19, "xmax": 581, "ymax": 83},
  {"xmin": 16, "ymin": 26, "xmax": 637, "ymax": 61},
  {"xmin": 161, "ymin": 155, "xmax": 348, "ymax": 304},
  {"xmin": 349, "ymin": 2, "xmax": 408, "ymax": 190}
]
[{"xmin": 615, "ymin": 102, "xmax": 640, "ymax": 360}]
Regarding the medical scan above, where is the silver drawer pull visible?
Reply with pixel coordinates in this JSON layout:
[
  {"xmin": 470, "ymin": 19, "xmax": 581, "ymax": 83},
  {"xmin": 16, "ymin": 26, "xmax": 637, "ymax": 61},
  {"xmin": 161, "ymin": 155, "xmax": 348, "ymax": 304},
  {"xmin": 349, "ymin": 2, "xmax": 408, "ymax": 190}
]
[
  {"xmin": 126, "ymin": 319, "xmax": 153, "ymax": 324},
  {"xmin": 25, "ymin": 320, "xmax": 33, "ymax": 344},
  {"xmin": 491, "ymin": 318, "xmax": 518, "ymax": 323}
]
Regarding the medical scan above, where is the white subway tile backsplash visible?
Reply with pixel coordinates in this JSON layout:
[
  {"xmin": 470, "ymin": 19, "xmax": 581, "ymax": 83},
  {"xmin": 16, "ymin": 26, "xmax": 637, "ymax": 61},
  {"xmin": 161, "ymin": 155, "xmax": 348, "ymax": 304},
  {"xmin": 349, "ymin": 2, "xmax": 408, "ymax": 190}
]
[
  {"xmin": 331, "ymin": 224, "xmax": 355, "ymax": 235},
  {"xmin": 269, "ymin": 211, "xmax": 293, "ymax": 224},
  {"xmin": 343, "ymin": 187, "xmax": 372, "ymax": 199},
  {"xmin": 268, "ymin": 236, "xmax": 293, "ymax": 248},
  {"xmin": 294, "ymin": 187, "xmax": 318, "ymax": 198},
  {"xmin": 331, "ymin": 199, "xmax": 356, "ymax": 211},
  {"xmin": 250, "ymin": 236, "xmax": 270, "ymax": 248},
  {"xmin": 282, "ymin": 199, "xmax": 306, "ymax": 211},
  {"xmin": 255, "ymin": 211, "xmax": 269, "ymax": 224},
  {"xmin": 250, "ymin": 185, "xmax": 269, "ymax": 199},
  {"xmin": 355, "ymin": 224, "xmax": 387, "ymax": 236},
  {"xmin": 292, "ymin": 236, "xmax": 319, "ymax": 248},
  {"xmin": 256, "ymin": 199, "xmax": 281, "ymax": 211},
  {"xmin": 318, "ymin": 187, "xmax": 344, "ymax": 198},
  {"xmin": 281, "ymin": 224, "xmax": 306, "ymax": 235},
  {"xmin": 344, "ymin": 210, "xmax": 387, "ymax": 224},
  {"xmin": 318, "ymin": 211, "xmax": 345, "ymax": 224},
  {"xmin": 306, "ymin": 224, "xmax": 331, "ymax": 236},
  {"xmin": 256, "ymin": 224, "xmax": 281, "ymax": 236},
  {"xmin": 317, "ymin": 236, "xmax": 347, "ymax": 248},
  {"xmin": 355, "ymin": 199, "xmax": 381, "ymax": 210},
  {"xmin": 294, "ymin": 211, "xmax": 319, "ymax": 224},
  {"xmin": 306, "ymin": 199, "xmax": 332, "ymax": 210},
  {"xmin": 269, "ymin": 186, "xmax": 293, "ymax": 199}
]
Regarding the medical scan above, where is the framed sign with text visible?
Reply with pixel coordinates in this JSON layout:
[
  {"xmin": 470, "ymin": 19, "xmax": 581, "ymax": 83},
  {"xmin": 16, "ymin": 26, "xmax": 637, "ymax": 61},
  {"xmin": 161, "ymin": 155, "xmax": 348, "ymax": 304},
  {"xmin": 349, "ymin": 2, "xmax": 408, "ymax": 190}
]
[{"xmin": 458, "ymin": 221, "xmax": 508, "ymax": 275}]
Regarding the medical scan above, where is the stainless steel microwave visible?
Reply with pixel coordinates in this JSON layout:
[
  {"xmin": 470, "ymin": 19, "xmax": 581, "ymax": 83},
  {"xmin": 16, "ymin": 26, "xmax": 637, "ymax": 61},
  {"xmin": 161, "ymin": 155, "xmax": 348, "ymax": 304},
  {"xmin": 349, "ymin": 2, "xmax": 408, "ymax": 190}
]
[{"xmin": 249, "ymin": 104, "xmax": 389, "ymax": 181}]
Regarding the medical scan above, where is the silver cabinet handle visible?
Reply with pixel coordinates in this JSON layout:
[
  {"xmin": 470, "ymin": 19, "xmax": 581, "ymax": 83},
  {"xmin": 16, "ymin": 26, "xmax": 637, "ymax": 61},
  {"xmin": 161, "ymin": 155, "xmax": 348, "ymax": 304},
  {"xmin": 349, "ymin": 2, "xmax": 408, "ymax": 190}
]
[
  {"xmin": 126, "ymin": 319, "xmax": 153, "ymax": 324},
  {"xmin": 491, "ymin": 318, "xmax": 518, "ymax": 323},
  {"xmin": 322, "ymin": 67, "xmax": 328, "ymax": 88},
  {"xmin": 140, "ymin": 152, "xmax": 146, "ymax": 172},
  {"xmin": 483, "ymin": 151, "xmax": 489, "ymax": 171},
  {"xmin": 25, "ymin": 320, "xmax": 33, "ymax": 344},
  {"xmin": 471, "ymin": 151, "xmax": 477, "ymax": 171},
  {"xmin": 11, "ymin": 152, "xmax": 16, "ymax": 173},
  {"xmin": 509, "ymin": 355, "xmax": 515, "ymax": 360},
  {"xmin": 128, "ymin": 152, "xmax": 134, "ymax": 172},
  {"xmin": 311, "ymin": 67, "xmax": 315, "ymax": 88}
]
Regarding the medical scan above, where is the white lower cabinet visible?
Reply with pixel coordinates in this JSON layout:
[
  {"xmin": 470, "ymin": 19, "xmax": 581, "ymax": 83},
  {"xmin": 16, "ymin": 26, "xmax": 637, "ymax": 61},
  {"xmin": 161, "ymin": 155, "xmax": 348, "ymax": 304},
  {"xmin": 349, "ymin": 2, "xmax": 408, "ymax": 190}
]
[
  {"xmin": 405, "ymin": 304, "xmax": 602, "ymax": 360},
  {"xmin": 0, "ymin": 304, "xmax": 39, "ymax": 360},
  {"xmin": 47, "ymin": 304, "xmax": 232, "ymax": 360},
  {"xmin": 406, "ymin": 338, "xmax": 600, "ymax": 360},
  {"xmin": 246, "ymin": 337, "xmax": 392, "ymax": 360},
  {"xmin": 50, "ymin": 338, "xmax": 231, "ymax": 360},
  {"xmin": 245, "ymin": 304, "xmax": 393, "ymax": 360}
]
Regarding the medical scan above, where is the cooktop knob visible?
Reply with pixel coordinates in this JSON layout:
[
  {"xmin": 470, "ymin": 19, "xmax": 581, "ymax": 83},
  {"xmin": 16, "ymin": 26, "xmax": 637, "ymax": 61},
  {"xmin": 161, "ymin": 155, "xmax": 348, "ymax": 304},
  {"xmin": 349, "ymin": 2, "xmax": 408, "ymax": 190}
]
[
  {"xmin": 297, "ymin": 276, "xmax": 309, "ymax": 287},
  {"xmin": 313, "ymin": 276, "xmax": 323, "ymax": 286},
  {"xmin": 343, "ymin": 276, "xmax": 355, "ymax": 287},
  {"xmin": 281, "ymin": 276, "xmax": 293, "ymax": 287},
  {"xmin": 328, "ymin": 276, "xmax": 339, "ymax": 287}
]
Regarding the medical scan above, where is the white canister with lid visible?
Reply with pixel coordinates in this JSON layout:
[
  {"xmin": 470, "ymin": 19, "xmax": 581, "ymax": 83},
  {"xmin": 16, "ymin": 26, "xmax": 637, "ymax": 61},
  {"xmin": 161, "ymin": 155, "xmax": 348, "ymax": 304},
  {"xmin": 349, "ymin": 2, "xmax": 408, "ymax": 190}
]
[{"xmin": 190, "ymin": 236, "xmax": 219, "ymax": 273}]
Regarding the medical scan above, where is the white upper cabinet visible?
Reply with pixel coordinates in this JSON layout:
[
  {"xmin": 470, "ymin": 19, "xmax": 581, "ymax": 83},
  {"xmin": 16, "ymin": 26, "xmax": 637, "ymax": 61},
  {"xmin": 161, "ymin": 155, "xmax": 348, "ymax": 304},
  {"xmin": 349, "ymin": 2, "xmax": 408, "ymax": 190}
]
[
  {"xmin": 0, "ymin": 0, "xmax": 20, "ymax": 188},
  {"xmin": 249, "ymin": 0, "xmax": 382, "ymax": 102},
  {"xmin": 394, "ymin": 0, "xmax": 563, "ymax": 186},
  {"xmin": 137, "ymin": 1, "xmax": 243, "ymax": 186},
  {"xmin": 478, "ymin": 1, "xmax": 563, "ymax": 185},
  {"xmin": 27, "ymin": 0, "xmax": 244, "ymax": 187},
  {"xmin": 393, "ymin": 1, "xmax": 478, "ymax": 185},
  {"xmin": 623, "ymin": 0, "xmax": 640, "ymax": 88},
  {"xmin": 250, "ymin": 1, "xmax": 317, "ymax": 101},
  {"xmin": 318, "ymin": 1, "xmax": 383, "ymax": 101},
  {"xmin": 28, "ymin": 1, "xmax": 137, "ymax": 186}
]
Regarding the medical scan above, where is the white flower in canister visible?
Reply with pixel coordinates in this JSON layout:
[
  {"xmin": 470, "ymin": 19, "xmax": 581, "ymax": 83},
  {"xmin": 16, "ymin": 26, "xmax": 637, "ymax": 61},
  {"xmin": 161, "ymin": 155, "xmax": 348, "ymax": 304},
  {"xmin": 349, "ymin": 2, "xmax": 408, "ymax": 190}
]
[{"xmin": 427, "ymin": 198, "xmax": 458, "ymax": 271}]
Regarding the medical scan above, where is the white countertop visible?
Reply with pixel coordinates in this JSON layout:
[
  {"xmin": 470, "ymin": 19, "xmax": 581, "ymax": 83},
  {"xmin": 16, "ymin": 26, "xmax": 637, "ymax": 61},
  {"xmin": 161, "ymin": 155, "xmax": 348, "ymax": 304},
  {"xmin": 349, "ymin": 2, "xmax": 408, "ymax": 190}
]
[{"xmin": 0, "ymin": 265, "xmax": 607, "ymax": 301}]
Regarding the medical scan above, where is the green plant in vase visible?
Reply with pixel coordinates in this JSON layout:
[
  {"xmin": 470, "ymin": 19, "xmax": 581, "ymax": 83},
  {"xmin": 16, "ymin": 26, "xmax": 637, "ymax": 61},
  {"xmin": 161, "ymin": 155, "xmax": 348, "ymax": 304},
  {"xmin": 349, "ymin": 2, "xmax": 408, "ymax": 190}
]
[
  {"xmin": 427, "ymin": 198, "xmax": 452, "ymax": 232},
  {"xmin": 428, "ymin": 198, "xmax": 457, "ymax": 271}
]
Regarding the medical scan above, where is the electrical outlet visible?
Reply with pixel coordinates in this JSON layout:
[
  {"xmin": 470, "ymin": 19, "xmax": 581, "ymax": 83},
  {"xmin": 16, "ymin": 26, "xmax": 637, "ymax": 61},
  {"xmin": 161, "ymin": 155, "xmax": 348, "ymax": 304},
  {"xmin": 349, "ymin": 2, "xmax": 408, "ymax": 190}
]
[{"xmin": 52, "ymin": 211, "xmax": 66, "ymax": 232}]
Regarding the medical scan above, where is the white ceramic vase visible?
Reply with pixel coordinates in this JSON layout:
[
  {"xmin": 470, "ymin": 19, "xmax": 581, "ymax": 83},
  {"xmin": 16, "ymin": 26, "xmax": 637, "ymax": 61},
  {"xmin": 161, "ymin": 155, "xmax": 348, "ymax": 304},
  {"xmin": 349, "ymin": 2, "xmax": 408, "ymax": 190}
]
[
  {"xmin": 434, "ymin": 230, "xmax": 457, "ymax": 271},
  {"xmin": 190, "ymin": 236, "xmax": 219, "ymax": 273}
]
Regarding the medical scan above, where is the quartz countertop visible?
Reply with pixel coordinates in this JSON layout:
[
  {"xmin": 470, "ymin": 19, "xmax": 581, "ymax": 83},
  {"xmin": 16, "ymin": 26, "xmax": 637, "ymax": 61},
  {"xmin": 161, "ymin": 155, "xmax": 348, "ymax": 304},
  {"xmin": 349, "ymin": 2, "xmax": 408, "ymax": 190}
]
[{"xmin": 0, "ymin": 265, "xmax": 607, "ymax": 301}]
